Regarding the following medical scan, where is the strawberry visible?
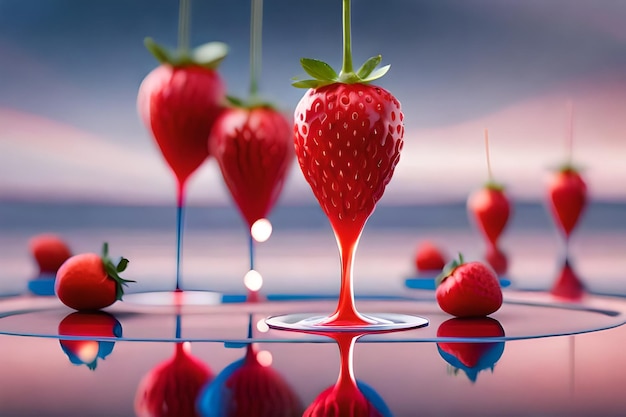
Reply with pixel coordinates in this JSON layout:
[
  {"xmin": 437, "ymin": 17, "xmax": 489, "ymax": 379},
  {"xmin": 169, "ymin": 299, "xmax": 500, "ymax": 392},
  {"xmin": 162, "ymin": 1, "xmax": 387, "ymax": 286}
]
[
  {"xmin": 467, "ymin": 185, "xmax": 511, "ymax": 248},
  {"xmin": 435, "ymin": 254, "xmax": 503, "ymax": 317},
  {"xmin": 210, "ymin": 106, "xmax": 293, "ymax": 229},
  {"xmin": 548, "ymin": 166, "xmax": 587, "ymax": 239},
  {"xmin": 137, "ymin": 39, "xmax": 228, "ymax": 190},
  {"xmin": 436, "ymin": 317, "xmax": 505, "ymax": 382},
  {"xmin": 550, "ymin": 257, "xmax": 585, "ymax": 300},
  {"xmin": 414, "ymin": 241, "xmax": 447, "ymax": 273},
  {"xmin": 29, "ymin": 233, "xmax": 72, "ymax": 275},
  {"xmin": 290, "ymin": 0, "xmax": 404, "ymax": 326},
  {"xmin": 55, "ymin": 243, "xmax": 134, "ymax": 311}
]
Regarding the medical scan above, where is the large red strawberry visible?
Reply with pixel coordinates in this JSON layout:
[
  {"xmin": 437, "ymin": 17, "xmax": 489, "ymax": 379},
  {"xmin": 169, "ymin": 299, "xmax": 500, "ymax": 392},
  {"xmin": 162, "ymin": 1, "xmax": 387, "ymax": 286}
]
[
  {"xmin": 137, "ymin": 39, "xmax": 228, "ymax": 191},
  {"xmin": 210, "ymin": 105, "xmax": 293, "ymax": 229},
  {"xmin": 291, "ymin": 0, "xmax": 403, "ymax": 326},
  {"xmin": 294, "ymin": 81, "xmax": 403, "ymax": 242},
  {"xmin": 550, "ymin": 258, "xmax": 585, "ymax": 300},
  {"xmin": 436, "ymin": 317, "xmax": 505, "ymax": 383},
  {"xmin": 436, "ymin": 254, "xmax": 503, "ymax": 317},
  {"xmin": 548, "ymin": 166, "xmax": 587, "ymax": 239}
]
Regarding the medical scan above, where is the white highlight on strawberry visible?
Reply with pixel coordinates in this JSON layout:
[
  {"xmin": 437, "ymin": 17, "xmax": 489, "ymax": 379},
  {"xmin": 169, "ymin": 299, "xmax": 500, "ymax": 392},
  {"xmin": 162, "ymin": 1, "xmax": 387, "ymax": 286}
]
[
  {"xmin": 244, "ymin": 269, "xmax": 263, "ymax": 292},
  {"xmin": 251, "ymin": 218, "xmax": 273, "ymax": 243}
]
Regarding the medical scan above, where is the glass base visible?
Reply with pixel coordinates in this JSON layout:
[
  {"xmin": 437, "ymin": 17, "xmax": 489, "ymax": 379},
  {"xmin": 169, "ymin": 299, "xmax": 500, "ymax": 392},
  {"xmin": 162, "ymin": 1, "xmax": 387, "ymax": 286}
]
[
  {"xmin": 265, "ymin": 312, "xmax": 429, "ymax": 333},
  {"xmin": 122, "ymin": 290, "xmax": 223, "ymax": 307}
]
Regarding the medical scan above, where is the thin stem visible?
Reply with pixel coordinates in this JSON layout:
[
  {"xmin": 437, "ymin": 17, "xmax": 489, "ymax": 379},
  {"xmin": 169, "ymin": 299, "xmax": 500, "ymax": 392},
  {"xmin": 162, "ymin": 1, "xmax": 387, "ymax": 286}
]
[
  {"xmin": 340, "ymin": 0, "xmax": 354, "ymax": 75},
  {"xmin": 566, "ymin": 101, "xmax": 574, "ymax": 167},
  {"xmin": 335, "ymin": 334, "xmax": 358, "ymax": 390},
  {"xmin": 178, "ymin": 0, "xmax": 191, "ymax": 53},
  {"xmin": 248, "ymin": 232, "xmax": 255, "ymax": 271},
  {"xmin": 484, "ymin": 128, "xmax": 493, "ymax": 182},
  {"xmin": 175, "ymin": 183, "xmax": 187, "ymax": 291},
  {"xmin": 249, "ymin": 0, "xmax": 263, "ymax": 98}
]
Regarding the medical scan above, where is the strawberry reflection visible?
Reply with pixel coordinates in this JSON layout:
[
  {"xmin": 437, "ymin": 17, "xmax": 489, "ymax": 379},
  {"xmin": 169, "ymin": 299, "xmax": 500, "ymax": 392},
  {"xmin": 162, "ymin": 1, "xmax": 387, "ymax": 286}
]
[
  {"xmin": 58, "ymin": 311, "xmax": 122, "ymax": 371},
  {"xmin": 135, "ymin": 312, "xmax": 213, "ymax": 417},
  {"xmin": 135, "ymin": 342, "xmax": 212, "ymax": 417},
  {"xmin": 436, "ymin": 317, "xmax": 505, "ymax": 383},
  {"xmin": 197, "ymin": 316, "xmax": 302, "ymax": 416},
  {"xmin": 303, "ymin": 332, "xmax": 391, "ymax": 417},
  {"xmin": 550, "ymin": 257, "xmax": 585, "ymax": 301}
]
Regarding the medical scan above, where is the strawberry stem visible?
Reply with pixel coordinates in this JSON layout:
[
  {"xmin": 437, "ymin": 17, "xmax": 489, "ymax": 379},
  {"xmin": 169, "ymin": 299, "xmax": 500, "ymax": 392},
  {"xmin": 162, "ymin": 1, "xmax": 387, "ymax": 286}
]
[
  {"xmin": 249, "ymin": 0, "xmax": 263, "ymax": 98},
  {"xmin": 339, "ymin": 0, "xmax": 356, "ymax": 80},
  {"xmin": 484, "ymin": 128, "xmax": 494, "ymax": 182},
  {"xmin": 565, "ymin": 100, "xmax": 574, "ymax": 168},
  {"xmin": 100, "ymin": 242, "xmax": 135, "ymax": 301},
  {"xmin": 178, "ymin": 0, "xmax": 191, "ymax": 54}
]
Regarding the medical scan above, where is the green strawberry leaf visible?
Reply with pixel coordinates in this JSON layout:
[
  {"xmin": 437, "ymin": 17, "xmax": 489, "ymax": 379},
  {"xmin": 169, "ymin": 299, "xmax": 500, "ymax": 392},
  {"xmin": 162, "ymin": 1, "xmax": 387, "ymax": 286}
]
[
  {"xmin": 300, "ymin": 58, "xmax": 338, "ymax": 81},
  {"xmin": 435, "ymin": 253, "xmax": 465, "ymax": 287},
  {"xmin": 144, "ymin": 37, "xmax": 173, "ymax": 64},
  {"xmin": 292, "ymin": 79, "xmax": 330, "ymax": 89},
  {"xmin": 362, "ymin": 64, "xmax": 391, "ymax": 83},
  {"xmin": 226, "ymin": 95, "xmax": 246, "ymax": 107},
  {"xmin": 191, "ymin": 41, "xmax": 229, "ymax": 69},
  {"xmin": 116, "ymin": 258, "xmax": 129, "ymax": 273},
  {"xmin": 356, "ymin": 55, "xmax": 382, "ymax": 79}
]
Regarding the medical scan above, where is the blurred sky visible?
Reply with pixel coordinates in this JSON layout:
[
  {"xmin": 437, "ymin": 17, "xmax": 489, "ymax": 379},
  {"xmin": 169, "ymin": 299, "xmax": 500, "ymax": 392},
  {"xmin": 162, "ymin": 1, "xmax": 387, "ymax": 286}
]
[{"xmin": 1, "ymin": 0, "xmax": 625, "ymax": 205}]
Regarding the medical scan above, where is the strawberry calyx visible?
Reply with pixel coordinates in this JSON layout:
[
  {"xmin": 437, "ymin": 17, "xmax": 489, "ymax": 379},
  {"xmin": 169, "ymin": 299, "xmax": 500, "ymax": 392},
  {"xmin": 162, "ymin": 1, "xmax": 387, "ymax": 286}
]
[
  {"xmin": 292, "ymin": 0, "xmax": 390, "ymax": 89},
  {"xmin": 144, "ymin": 37, "xmax": 228, "ymax": 70},
  {"xmin": 100, "ymin": 242, "xmax": 135, "ymax": 301},
  {"xmin": 225, "ymin": 95, "xmax": 277, "ymax": 111},
  {"xmin": 484, "ymin": 180, "xmax": 506, "ymax": 192},
  {"xmin": 435, "ymin": 253, "xmax": 464, "ymax": 287},
  {"xmin": 556, "ymin": 162, "xmax": 582, "ymax": 174}
]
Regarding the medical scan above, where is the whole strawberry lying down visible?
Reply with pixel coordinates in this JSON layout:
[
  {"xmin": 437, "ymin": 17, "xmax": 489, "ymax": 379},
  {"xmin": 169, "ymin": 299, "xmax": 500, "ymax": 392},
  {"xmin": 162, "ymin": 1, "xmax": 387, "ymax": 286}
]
[
  {"xmin": 55, "ymin": 243, "xmax": 134, "ymax": 311},
  {"xmin": 436, "ymin": 254, "xmax": 503, "ymax": 318}
]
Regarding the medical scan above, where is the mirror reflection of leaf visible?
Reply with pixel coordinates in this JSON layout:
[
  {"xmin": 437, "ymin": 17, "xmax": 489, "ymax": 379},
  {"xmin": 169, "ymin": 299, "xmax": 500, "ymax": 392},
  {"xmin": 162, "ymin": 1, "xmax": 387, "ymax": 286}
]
[
  {"xmin": 436, "ymin": 317, "xmax": 505, "ymax": 383},
  {"xmin": 57, "ymin": 311, "xmax": 122, "ymax": 371}
]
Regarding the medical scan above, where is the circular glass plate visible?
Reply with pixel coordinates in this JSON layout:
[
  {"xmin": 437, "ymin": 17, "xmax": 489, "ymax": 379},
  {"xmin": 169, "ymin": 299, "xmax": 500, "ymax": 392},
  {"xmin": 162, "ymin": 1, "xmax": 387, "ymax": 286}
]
[{"xmin": 265, "ymin": 313, "xmax": 429, "ymax": 332}]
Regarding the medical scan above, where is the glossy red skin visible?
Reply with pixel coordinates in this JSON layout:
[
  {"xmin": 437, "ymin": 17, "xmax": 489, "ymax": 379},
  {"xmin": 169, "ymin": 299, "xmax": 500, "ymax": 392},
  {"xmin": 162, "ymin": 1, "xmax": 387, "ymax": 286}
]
[
  {"xmin": 135, "ymin": 343, "xmax": 212, "ymax": 417},
  {"xmin": 294, "ymin": 83, "xmax": 404, "ymax": 243},
  {"xmin": 467, "ymin": 187, "xmax": 511, "ymax": 247},
  {"xmin": 58, "ymin": 311, "xmax": 119, "ymax": 336},
  {"xmin": 485, "ymin": 245, "xmax": 508, "ymax": 275},
  {"xmin": 548, "ymin": 169, "xmax": 587, "ymax": 238},
  {"xmin": 29, "ymin": 234, "xmax": 72, "ymax": 274},
  {"xmin": 436, "ymin": 317, "xmax": 505, "ymax": 368},
  {"xmin": 550, "ymin": 259, "xmax": 585, "ymax": 300},
  {"xmin": 219, "ymin": 345, "xmax": 303, "ymax": 417},
  {"xmin": 210, "ymin": 106, "xmax": 294, "ymax": 228},
  {"xmin": 415, "ymin": 241, "xmax": 447, "ymax": 272},
  {"xmin": 55, "ymin": 253, "xmax": 117, "ymax": 311},
  {"xmin": 304, "ymin": 385, "xmax": 382, "ymax": 417},
  {"xmin": 137, "ymin": 64, "xmax": 225, "ymax": 186},
  {"xmin": 436, "ymin": 261, "xmax": 503, "ymax": 317}
]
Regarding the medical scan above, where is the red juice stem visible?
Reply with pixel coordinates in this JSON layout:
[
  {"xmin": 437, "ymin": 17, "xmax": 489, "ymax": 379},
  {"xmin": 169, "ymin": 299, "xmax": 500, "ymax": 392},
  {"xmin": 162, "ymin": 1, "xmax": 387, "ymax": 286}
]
[
  {"xmin": 335, "ymin": 334, "xmax": 358, "ymax": 391},
  {"xmin": 175, "ymin": 182, "xmax": 187, "ymax": 291}
]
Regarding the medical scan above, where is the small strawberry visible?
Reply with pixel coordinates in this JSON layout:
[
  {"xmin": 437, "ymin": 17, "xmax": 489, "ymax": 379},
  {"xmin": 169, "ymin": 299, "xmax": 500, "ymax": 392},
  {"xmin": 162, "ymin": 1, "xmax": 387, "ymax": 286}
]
[
  {"xmin": 55, "ymin": 243, "xmax": 134, "ymax": 311},
  {"xmin": 137, "ymin": 39, "xmax": 228, "ymax": 189},
  {"xmin": 548, "ymin": 166, "xmax": 587, "ymax": 239},
  {"xmin": 210, "ymin": 105, "xmax": 293, "ymax": 229},
  {"xmin": 29, "ymin": 233, "xmax": 72, "ymax": 275},
  {"xmin": 467, "ymin": 129, "xmax": 511, "ymax": 249},
  {"xmin": 291, "ymin": 0, "xmax": 404, "ymax": 325},
  {"xmin": 435, "ymin": 254, "xmax": 503, "ymax": 317},
  {"xmin": 550, "ymin": 257, "xmax": 585, "ymax": 300},
  {"xmin": 436, "ymin": 317, "xmax": 505, "ymax": 383},
  {"xmin": 414, "ymin": 241, "xmax": 447, "ymax": 273}
]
